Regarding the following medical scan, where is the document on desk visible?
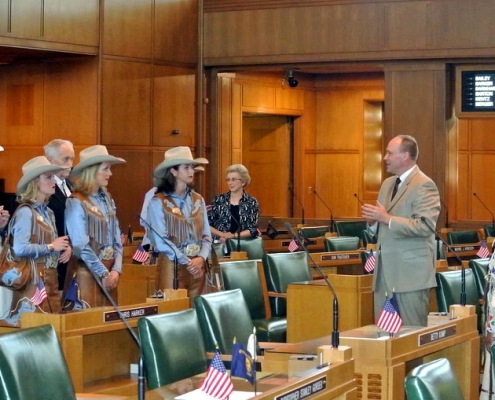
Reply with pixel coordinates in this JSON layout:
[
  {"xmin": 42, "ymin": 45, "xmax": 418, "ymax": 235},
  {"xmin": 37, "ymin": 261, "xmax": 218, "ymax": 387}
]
[{"xmin": 176, "ymin": 390, "xmax": 258, "ymax": 399}]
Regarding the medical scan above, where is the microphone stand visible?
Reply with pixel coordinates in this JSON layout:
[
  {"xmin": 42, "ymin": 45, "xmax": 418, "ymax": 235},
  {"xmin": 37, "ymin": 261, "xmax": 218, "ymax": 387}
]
[
  {"xmin": 473, "ymin": 192, "xmax": 495, "ymax": 233},
  {"xmin": 85, "ymin": 265, "xmax": 145, "ymax": 400},
  {"xmin": 353, "ymin": 193, "xmax": 364, "ymax": 207},
  {"xmin": 314, "ymin": 190, "xmax": 334, "ymax": 233},
  {"xmin": 420, "ymin": 216, "xmax": 466, "ymax": 306},
  {"xmin": 289, "ymin": 187, "xmax": 305, "ymax": 225},
  {"xmin": 138, "ymin": 214, "xmax": 179, "ymax": 290},
  {"xmin": 284, "ymin": 222, "xmax": 339, "ymax": 348}
]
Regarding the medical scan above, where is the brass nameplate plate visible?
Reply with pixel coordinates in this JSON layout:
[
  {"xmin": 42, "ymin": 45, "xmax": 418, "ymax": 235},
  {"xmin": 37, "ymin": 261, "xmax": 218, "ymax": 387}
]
[
  {"xmin": 451, "ymin": 245, "xmax": 479, "ymax": 252},
  {"xmin": 321, "ymin": 253, "xmax": 360, "ymax": 261},
  {"xmin": 275, "ymin": 377, "xmax": 327, "ymax": 400},
  {"xmin": 104, "ymin": 305, "xmax": 159, "ymax": 323},
  {"xmin": 418, "ymin": 325, "xmax": 456, "ymax": 346}
]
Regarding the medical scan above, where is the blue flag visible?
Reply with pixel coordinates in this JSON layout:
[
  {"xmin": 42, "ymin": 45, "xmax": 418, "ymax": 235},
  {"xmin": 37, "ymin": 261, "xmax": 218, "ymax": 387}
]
[
  {"xmin": 390, "ymin": 293, "xmax": 401, "ymax": 318},
  {"xmin": 65, "ymin": 277, "xmax": 84, "ymax": 309},
  {"xmin": 231, "ymin": 343, "xmax": 255, "ymax": 385}
]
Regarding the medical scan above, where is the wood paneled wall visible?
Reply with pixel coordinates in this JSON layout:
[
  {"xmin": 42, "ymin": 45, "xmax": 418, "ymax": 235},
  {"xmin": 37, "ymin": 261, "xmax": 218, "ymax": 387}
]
[{"xmin": 203, "ymin": 0, "xmax": 495, "ymax": 66}]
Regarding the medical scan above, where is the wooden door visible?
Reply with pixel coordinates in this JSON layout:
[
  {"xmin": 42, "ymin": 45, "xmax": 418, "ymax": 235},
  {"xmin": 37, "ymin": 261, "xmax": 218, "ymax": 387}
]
[{"xmin": 242, "ymin": 114, "xmax": 291, "ymax": 217}]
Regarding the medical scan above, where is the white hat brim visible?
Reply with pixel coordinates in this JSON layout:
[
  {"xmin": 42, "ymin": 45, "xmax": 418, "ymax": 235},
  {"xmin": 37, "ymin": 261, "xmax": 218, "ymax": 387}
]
[
  {"xmin": 70, "ymin": 155, "xmax": 126, "ymax": 178},
  {"xmin": 16, "ymin": 165, "xmax": 65, "ymax": 194}
]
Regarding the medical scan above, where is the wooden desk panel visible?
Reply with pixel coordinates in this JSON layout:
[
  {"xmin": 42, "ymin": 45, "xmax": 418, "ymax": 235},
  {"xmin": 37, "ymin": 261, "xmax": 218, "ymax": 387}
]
[
  {"xmin": 22, "ymin": 299, "xmax": 189, "ymax": 395},
  {"xmin": 287, "ymin": 276, "xmax": 374, "ymax": 342}
]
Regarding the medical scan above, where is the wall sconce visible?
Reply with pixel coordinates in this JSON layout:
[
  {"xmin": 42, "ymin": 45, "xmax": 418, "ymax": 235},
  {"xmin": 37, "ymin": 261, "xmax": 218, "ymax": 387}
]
[{"xmin": 287, "ymin": 70, "xmax": 299, "ymax": 88}]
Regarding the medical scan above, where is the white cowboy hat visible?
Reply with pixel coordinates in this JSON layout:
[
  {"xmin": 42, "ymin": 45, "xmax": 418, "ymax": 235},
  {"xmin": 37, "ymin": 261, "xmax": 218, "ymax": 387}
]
[
  {"xmin": 16, "ymin": 156, "xmax": 65, "ymax": 194},
  {"xmin": 70, "ymin": 145, "xmax": 125, "ymax": 178},
  {"xmin": 153, "ymin": 147, "xmax": 208, "ymax": 178},
  {"xmin": 0, "ymin": 146, "xmax": 4, "ymax": 151}
]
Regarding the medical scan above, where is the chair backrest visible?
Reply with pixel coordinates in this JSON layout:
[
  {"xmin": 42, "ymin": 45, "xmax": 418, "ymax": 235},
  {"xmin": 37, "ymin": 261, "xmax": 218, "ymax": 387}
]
[
  {"xmin": 485, "ymin": 224, "xmax": 495, "ymax": 238},
  {"xmin": 226, "ymin": 236, "xmax": 265, "ymax": 260},
  {"xmin": 299, "ymin": 226, "xmax": 329, "ymax": 239},
  {"xmin": 334, "ymin": 220, "xmax": 367, "ymax": 244},
  {"xmin": 324, "ymin": 236, "xmax": 360, "ymax": 252},
  {"xmin": 138, "ymin": 308, "xmax": 207, "ymax": 389},
  {"xmin": 469, "ymin": 257, "xmax": 490, "ymax": 298},
  {"xmin": 194, "ymin": 289, "xmax": 255, "ymax": 354},
  {"xmin": 446, "ymin": 229, "xmax": 480, "ymax": 245},
  {"xmin": 435, "ymin": 239, "xmax": 446, "ymax": 260},
  {"xmin": 362, "ymin": 229, "xmax": 377, "ymax": 247},
  {"xmin": 404, "ymin": 357, "xmax": 464, "ymax": 400},
  {"xmin": 262, "ymin": 251, "xmax": 312, "ymax": 317},
  {"xmin": 435, "ymin": 269, "xmax": 482, "ymax": 331},
  {"xmin": 0, "ymin": 324, "xmax": 77, "ymax": 400},
  {"xmin": 220, "ymin": 260, "xmax": 266, "ymax": 319}
]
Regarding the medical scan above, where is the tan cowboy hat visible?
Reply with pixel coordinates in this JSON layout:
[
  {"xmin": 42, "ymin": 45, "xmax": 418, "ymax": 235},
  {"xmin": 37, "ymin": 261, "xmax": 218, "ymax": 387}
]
[
  {"xmin": 0, "ymin": 146, "xmax": 3, "ymax": 151},
  {"xmin": 16, "ymin": 156, "xmax": 65, "ymax": 194},
  {"xmin": 153, "ymin": 147, "xmax": 208, "ymax": 178},
  {"xmin": 70, "ymin": 145, "xmax": 126, "ymax": 178}
]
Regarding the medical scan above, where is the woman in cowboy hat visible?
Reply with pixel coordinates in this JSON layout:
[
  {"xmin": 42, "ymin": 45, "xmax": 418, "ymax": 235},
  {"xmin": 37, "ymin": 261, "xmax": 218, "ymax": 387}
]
[
  {"xmin": 0, "ymin": 145, "xmax": 11, "ymax": 320},
  {"xmin": 64, "ymin": 145, "xmax": 126, "ymax": 308},
  {"xmin": 0, "ymin": 156, "xmax": 71, "ymax": 326},
  {"xmin": 146, "ymin": 146, "xmax": 211, "ymax": 304}
]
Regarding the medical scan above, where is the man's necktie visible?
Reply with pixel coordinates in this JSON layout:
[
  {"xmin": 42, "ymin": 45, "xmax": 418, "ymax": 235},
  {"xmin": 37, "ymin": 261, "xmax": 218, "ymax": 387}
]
[
  {"xmin": 61, "ymin": 181, "xmax": 69, "ymax": 197},
  {"xmin": 391, "ymin": 177, "xmax": 401, "ymax": 200}
]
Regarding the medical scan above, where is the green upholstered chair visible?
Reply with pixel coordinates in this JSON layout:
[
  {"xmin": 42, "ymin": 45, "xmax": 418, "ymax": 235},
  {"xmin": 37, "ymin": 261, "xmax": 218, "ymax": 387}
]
[
  {"xmin": 219, "ymin": 260, "xmax": 287, "ymax": 342},
  {"xmin": 0, "ymin": 324, "xmax": 77, "ymax": 400},
  {"xmin": 194, "ymin": 289, "xmax": 256, "ymax": 355},
  {"xmin": 226, "ymin": 236, "xmax": 266, "ymax": 260},
  {"xmin": 324, "ymin": 236, "xmax": 360, "ymax": 252},
  {"xmin": 137, "ymin": 308, "xmax": 207, "ymax": 389},
  {"xmin": 334, "ymin": 220, "xmax": 368, "ymax": 246},
  {"xmin": 211, "ymin": 241, "xmax": 226, "ymax": 259},
  {"xmin": 262, "ymin": 251, "xmax": 312, "ymax": 318},
  {"xmin": 362, "ymin": 229, "xmax": 377, "ymax": 248},
  {"xmin": 446, "ymin": 229, "xmax": 480, "ymax": 245},
  {"xmin": 435, "ymin": 269, "xmax": 482, "ymax": 332},
  {"xmin": 299, "ymin": 226, "xmax": 329, "ymax": 240},
  {"xmin": 404, "ymin": 358, "xmax": 464, "ymax": 400},
  {"xmin": 468, "ymin": 257, "xmax": 490, "ymax": 298},
  {"xmin": 435, "ymin": 239, "xmax": 446, "ymax": 260},
  {"xmin": 485, "ymin": 224, "xmax": 495, "ymax": 238}
]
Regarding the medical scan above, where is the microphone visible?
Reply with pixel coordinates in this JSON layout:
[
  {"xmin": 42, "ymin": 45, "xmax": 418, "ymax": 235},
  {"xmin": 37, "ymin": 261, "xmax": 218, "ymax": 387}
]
[
  {"xmin": 439, "ymin": 198, "xmax": 449, "ymax": 229},
  {"xmin": 353, "ymin": 193, "xmax": 364, "ymax": 206},
  {"xmin": 84, "ymin": 263, "xmax": 145, "ymax": 400},
  {"xmin": 420, "ymin": 216, "xmax": 466, "ymax": 306},
  {"xmin": 473, "ymin": 193, "xmax": 495, "ymax": 228},
  {"xmin": 289, "ymin": 187, "xmax": 305, "ymax": 225},
  {"xmin": 284, "ymin": 222, "xmax": 339, "ymax": 348},
  {"xmin": 138, "ymin": 214, "xmax": 179, "ymax": 290},
  {"xmin": 314, "ymin": 189, "xmax": 334, "ymax": 232}
]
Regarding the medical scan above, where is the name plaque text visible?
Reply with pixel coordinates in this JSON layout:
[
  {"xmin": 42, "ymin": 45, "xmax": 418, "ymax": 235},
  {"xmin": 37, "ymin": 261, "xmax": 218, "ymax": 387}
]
[
  {"xmin": 104, "ymin": 305, "xmax": 159, "ymax": 323},
  {"xmin": 275, "ymin": 377, "xmax": 327, "ymax": 400},
  {"xmin": 451, "ymin": 245, "xmax": 479, "ymax": 252},
  {"xmin": 321, "ymin": 253, "xmax": 360, "ymax": 261},
  {"xmin": 418, "ymin": 325, "xmax": 456, "ymax": 346}
]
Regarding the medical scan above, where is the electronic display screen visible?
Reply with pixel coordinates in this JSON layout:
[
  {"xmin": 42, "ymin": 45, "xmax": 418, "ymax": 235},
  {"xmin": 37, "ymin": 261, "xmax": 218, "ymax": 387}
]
[{"xmin": 461, "ymin": 70, "xmax": 495, "ymax": 112}]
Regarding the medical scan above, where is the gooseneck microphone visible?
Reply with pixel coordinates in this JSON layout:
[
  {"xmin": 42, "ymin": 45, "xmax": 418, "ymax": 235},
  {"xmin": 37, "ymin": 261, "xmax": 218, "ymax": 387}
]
[
  {"xmin": 353, "ymin": 193, "xmax": 364, "ymax": 206},
  {"xmin": 84, "ymin": 263, "xmax": 145, "ymax": 400},
  {"xmin": 284, "ymin": 222, "xmax": 339, "ymax": 348},
  {"xmin": 473, "ymin": 192, "xmax": 495, "ymax": 229},
  {"xmin": 314, "ymin": 189, "xmax": 334, "ymax": 232},
  {"xmin": 420, "ymin": 216, "xmax": 466, "ymax": 306},
  {"xmin": 439, "ymin": 198, "xmax": 449, "ymax": 229},
  {"xmin": 289, "ymin": 187, "xmax": 305, "ymax": 225},
  {"xmin": 138, "ymin": 214, "xmax": 179, "ymax": 290}
]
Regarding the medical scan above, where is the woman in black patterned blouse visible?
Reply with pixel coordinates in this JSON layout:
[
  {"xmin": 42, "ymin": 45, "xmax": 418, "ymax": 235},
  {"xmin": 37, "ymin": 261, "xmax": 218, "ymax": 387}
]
[{"xmin": 208, "ymin": 164, "xmax": 260, "ymax": 247}]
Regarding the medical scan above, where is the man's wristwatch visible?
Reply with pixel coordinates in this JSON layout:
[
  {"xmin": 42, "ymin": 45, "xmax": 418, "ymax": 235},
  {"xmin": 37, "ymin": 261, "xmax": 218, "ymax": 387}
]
[
  {"xmin": 101, "ymin": 270, "xmax": 110, "ymax": 279},
  {"xmin": 47, "ymin": 243, "xmax": 55, "ymax": 252}
]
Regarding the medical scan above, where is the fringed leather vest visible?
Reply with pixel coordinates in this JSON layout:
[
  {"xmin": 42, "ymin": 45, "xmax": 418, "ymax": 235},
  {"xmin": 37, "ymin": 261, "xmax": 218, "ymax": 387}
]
[
  {"xmin": 71, "ymin": 192, "xmax": 117, "ymax": 256},
  {"xmin": 155, "ymin": 191, "xmax": 205, "ymax": 252}
]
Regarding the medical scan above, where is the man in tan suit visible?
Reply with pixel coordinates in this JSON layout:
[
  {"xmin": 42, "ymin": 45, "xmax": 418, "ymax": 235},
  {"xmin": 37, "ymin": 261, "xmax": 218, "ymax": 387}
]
[{"xmin": 362, "ymin": 135, "xmax": 440, "ymax": 326}]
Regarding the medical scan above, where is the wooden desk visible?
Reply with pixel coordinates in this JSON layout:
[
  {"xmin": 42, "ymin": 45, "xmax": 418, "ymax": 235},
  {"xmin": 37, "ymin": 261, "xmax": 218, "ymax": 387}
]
[
  {"xmin": 445, "ymin": 242, "xmax": 481, "ymax": 264},
  {"xmin": 119, "ymin": 264, "xmax": 157, "ymax": 305},
  {"xmin": 308, "ymin": 250, "xmax": 364, "ymax": 277},
  {"xmin": 287, "ymin": 277, "xmax": 374, "ymax": 342},
  {"xmin": 22, "ymin": 298, "xmax": 189, "ymax": 396},
  {"xmin": 263, "ymin": 237, "xmax": 326, "ymax": 253},
  {"xmin": 122, "ymin": 363, "xmax": 357, "ymax": 399},
  {"xmin": 266, "ymin": 314, "xmax": 478, "ymax": 400}
]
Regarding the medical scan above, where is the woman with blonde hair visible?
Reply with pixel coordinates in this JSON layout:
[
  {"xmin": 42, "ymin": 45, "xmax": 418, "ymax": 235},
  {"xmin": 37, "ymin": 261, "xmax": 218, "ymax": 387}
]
[
  {"xmin": 0, "ymin": 156, "xmax": 71, "ymax": 326},
  {"xmin": 65, "ymin": 145, "xmax": 125, "ymax": 308}
]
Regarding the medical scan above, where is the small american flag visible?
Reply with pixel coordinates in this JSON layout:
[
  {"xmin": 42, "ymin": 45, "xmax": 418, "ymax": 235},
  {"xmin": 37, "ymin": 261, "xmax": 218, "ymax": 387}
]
[
  {"xmin": 364, "ymin": 250, "xmax": 376, "ymax": 273},
  {"xmin": 30, "ymin": 279, "xmax": 47, "ymax": 306},
  {"xmin": 477, "ymin": 240, "xmax": 491, "ymax": 258},
  {"xmin": 376, "ymin": 298, "xmax": 402, "ymax": 333},
  {"xmin": 288, "ymin": 238, "xmax": 299, "ymax": 252},
  {"xmin": 199, "ymin": 351, "xmax": 233, "ymax": 399},
  {"xmin": 132, "ymin": 244, "xmax": 149, "ymax": 263}
]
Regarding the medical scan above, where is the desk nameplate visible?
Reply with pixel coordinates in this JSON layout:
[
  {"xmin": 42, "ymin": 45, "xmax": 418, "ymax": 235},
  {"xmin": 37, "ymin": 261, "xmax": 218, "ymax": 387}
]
[
  {"xmin": 418, "ymin": 324, "xmax": 456, "ymax": 346},
  {"xmin": 104, "ymin": 305, "xmax": 158, "ymax": 322},
  {"xmin": 450, "ymin": 245, "xmax": 479, "ymax": 252},
  {"xmin": 321, "ymin": 253, "xmax": 360, "ymax": 261},
  {"xmin": 275, "ymin": 376, "xmax": 327, "ymax": 400}
]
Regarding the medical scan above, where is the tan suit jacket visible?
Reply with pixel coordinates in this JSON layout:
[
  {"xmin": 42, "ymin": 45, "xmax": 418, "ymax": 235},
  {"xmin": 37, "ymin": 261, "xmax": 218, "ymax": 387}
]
[{"xmin": 373, "ymin": 165, "xmax": 440, "ymax": 293}]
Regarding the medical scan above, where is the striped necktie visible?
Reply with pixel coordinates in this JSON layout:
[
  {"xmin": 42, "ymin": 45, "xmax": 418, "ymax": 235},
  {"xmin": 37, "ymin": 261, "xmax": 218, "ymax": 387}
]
[{"xmin": 391, "ymin": 177, "xmax": 401, "ymax": 200}]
